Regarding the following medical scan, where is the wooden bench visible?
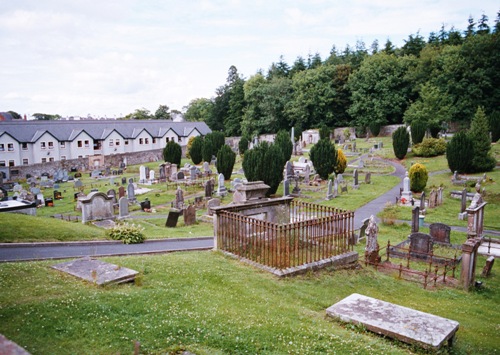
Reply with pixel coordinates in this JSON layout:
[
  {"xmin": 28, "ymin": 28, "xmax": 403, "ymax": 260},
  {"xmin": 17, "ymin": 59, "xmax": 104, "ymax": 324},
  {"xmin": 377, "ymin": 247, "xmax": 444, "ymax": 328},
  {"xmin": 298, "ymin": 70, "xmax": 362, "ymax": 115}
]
[{"xmin": 326, "ymin": 293, "xmax": 459, "ymax": 350}]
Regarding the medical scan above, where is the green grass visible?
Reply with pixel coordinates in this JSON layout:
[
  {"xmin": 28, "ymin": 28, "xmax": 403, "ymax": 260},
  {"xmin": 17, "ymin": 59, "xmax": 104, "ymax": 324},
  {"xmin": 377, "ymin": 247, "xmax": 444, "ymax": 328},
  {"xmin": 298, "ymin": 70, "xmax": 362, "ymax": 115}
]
[{"xmin": 0, "ymin": 251, "xmax": 498, "ymax": 354}]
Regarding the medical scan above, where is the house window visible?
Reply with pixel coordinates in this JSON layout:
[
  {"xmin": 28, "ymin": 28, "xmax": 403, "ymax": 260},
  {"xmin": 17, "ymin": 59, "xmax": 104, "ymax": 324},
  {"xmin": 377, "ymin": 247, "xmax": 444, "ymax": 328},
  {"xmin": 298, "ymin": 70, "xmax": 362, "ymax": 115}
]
[
  {"xmin": 61, "ymin": 156, "xmax": 66, "ymax": 160},
  {"xmin": 22, "ymin": 159, "xmax": 29, "ymax": 165},
  {"xmin": 78, "ymin": 140, "xmax": 83, "ymax": 148},
  {"xmin": 60, "ymin": 142, "xmax": 66, "ymax": 148},
  {"xmin": 0, "ymin": 161, "xmax": 5, "ymax": 166},
  {"xmin": 41, "ymin": 158, "xmax": 47, "ymax": 163},
  {"xmin": 84, "ymin": 140, "xmax": 90, "ymax": 148},
  {"xmin": 0, "ymin": 144, "xmax": 4, "ymax": 151},
  {"xmin": 22, "ymin": 143, "xmax": 28, "ymax": 150},
  {"xmin": 8, "ymin": 160, "xmax": 15, "ymax": 167},
  {"xmin": 139, "ymin": 138, "xmax": 143, "ymax": 144},
  {"xmin": 125, "ymin": 140, "xmax": 129, "ymax": 145},
  {"xmin": 152, "ymin": 138, "xmax": 157, "ymax": 144},
  {"xmin": 48, "ymin": 142, "xmax": 54, "ymax": 150},
  {"xmin": 165, "ymin": 137, "xmax": 170, "ymax": 143},
  {"xmin": 8, "ymin": 143, "xmax": 14, "ymax": 151},
  {"xmin": 178, "ymin": 137, "xmax": 182, "ymax": 143},
  {"xmin": 109, "ymin": 140, "xmax": 114, "ymax": 147},
  {"xmin": 145, "ymin": 138, "xmax": 149, "ymax": 144},
  {"xmin": 78, "ymin": 155, "xmax": 83, "ymax": 158},
  {"xmin": 49, "ymin": 157, "xmax": 54, "ymax": 162},
  {"xmin": 115, "ymin": 139, "xmax": 120, "ymax": 146},
  {"xmin": 41, "ymin": 142, "xmax": 46, "ymax": 149}
]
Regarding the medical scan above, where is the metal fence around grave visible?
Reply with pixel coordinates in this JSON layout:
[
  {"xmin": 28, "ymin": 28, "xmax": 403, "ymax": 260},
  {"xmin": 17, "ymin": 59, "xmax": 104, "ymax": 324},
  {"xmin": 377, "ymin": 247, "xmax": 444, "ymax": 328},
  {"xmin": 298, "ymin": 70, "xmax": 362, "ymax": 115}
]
[{"xmin": 216, "ymin": 200, "xmax": 354, "ymax": 270}]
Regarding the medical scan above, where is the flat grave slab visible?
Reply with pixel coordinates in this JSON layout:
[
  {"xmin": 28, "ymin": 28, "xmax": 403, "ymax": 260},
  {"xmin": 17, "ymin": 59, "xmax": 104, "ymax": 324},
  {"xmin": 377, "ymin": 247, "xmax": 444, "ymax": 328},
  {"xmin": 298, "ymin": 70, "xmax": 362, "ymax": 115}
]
[
  {"xmin": 52, "ymin": 257, "xmax": 138, "ymax": 286},
  {"xmin": 0, "ymin": 333, "xmax": 30, "ymax": 355},
  {"xmin": 326, "ymin": 293, "xmax": 459, "ymax": 351}
]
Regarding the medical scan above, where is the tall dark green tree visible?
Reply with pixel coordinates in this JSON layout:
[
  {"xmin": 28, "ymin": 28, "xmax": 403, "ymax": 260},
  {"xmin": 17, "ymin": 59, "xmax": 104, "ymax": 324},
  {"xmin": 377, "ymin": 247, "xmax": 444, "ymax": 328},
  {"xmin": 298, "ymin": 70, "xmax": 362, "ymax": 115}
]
[
  {"xmin": 392, "ymin": 126, "xmax": 410, "ymax": 160},
  {"xmin": 163, "ymin": 141, "xmax": 182, "ymax": 166},
  {"xmin": 225, "ymin": 66, "xmax": 246, "ymax": 136},
  {"xmin": 469, "ymin": 107, "xmax": 496, "ymax": 172},
  {"xmin": 446, "ymin": 131, "xmax": 474, "ymax": 173},
  {"xmin": 274, "ymin": 130, "xmax": 293, "ymax": 166},
  {"xmin": 309, "ymin": 139, "xmax": 337, "ymax": 180},
  {"xmin": 188, "ymin": 136, "xmax": 204, "ymax": 165},
  {"xmin": 154, "ymin": 105, "xmax": 171, "ymax": 120},
  {"xmin": 216, "ymin": 145, "xmax": 236, "ymax": 180}
]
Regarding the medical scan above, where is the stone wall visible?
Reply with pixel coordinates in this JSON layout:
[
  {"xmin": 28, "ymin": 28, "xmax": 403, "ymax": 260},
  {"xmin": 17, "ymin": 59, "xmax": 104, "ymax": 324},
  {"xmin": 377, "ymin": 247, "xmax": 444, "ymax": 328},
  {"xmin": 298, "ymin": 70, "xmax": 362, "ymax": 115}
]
[{"xmin": 8, "ymin": 149, "xmax": 165, "ymax": 180}]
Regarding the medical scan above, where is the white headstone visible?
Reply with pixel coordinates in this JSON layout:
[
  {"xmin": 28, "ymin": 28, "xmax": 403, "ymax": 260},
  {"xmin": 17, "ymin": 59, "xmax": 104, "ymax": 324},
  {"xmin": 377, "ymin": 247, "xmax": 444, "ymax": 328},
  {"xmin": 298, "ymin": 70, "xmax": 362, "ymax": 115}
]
[{"xmin": 139, "ymin": 165, "xmax": 147, "ymax": 183}]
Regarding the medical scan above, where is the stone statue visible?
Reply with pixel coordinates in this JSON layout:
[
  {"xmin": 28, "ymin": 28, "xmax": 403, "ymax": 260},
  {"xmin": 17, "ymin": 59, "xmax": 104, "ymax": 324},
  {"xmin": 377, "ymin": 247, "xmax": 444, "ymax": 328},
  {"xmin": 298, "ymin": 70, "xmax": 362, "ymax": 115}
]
[
  {"xmin": 365, "ymin": 215, "xmax": 381, "ymax": 263},
  {"xmin": 469, "ymin": 183, "xmax": 483, "ymax": 209}
]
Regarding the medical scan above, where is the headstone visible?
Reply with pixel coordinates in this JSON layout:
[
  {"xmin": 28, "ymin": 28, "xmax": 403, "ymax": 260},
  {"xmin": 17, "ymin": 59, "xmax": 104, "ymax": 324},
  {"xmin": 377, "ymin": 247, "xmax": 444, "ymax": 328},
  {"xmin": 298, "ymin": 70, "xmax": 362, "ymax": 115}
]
[
  {"xmin": 428, "ymin": 189, "xmax": 437, "ymax": 208},
  {"xmin": 36, "ymin": 193, "xmax": 45, "ymax": 205},
  {"xmin": 30, "ymin": 187, "xmax": 41, "ymax": 195},
  {"xmin": 341, "ymin": 183, "xmax": 348, "ymax": 194},
  {"xmin": 365, "ymin": 172, "xmax": 371, "ymax": 184},
  {"xmin": 460, "ymin": 188, "xmax": 467, "ymax": 213},
  {"xmin": 53, "ymin": 190, "xmax": 62, "ymax": 200},
  {"xmin": 285, "ymin": 161, "xmax": 294, "ymax": 180},
  {"xmin": 232, "ymin": 188, "xmax": 245, "ymax": 204},
  {"xmin": 109, "ymin": 177, "xmax": 115, "ymax": 185},
  {"xmin": 337, "ymin": 174, "xmax": 344, "ymax": 183},
  {"xmin": 118, "ymin": 196, "xmax": 129, "ymax": 218},
  {"xmin": 217, "ymin": 173, "xmax": 227, "ymax": 196},
  {"xmin": 411, "ymin": 206, "xmax": 420, "ymax": 233},
  {"xmin": 358, "ymin": 217, "xmax": 370, "ymax": 242},
  {"xmin": 203, "ymin": 161, "xmax": 210, "ymax": 172},
  {"xmin": 206, "ymin": 198, "xmax": 221, "ymax": 216},
  {"xmin": 437, "ymin": 187, "xmax": 443, "ymax": 206},
  {"xmin": 429, "ymin": 223, "xmax": 451, "ymax": 245},
  {"xmin": 121, "ymin": 177, "xmax": 127, "ymax": 185},
  {"xmin": 292, "ymin": 178, "xmax": 301, "ymax": 195},
  {"xmin": 358, "ymin": 159, "xmax": 364, "ymax": 168},
  {"xmin": 139, "ymin": 165, "xmax": 147, "ymax": 183},
  {"xmin": 171, "ymin": 164, "xmax": 178, "ymax": 177},
  {"xmin": 159, "ymin": 164, "xmax": 166, "ymax": 181},
  {"xmin": 352, "ymin": 169, "xmax": 359, "ymax": 189},
  {"xmin": 183, "ymin": 205, "xmax": 196, "ymax": 226},
  {"xmin": 80, "ymin": 191, "xmax": 114, "ymax": 224},
  {"xmin": 304, "ymin": 164, "xmax": 311, "ymax": 185},
  {"xmin": 409, "ymin": 232, "xmax": 433, "ymax": 255},
  {"xmin": 165, "ymin": 209, "xmax": 181, "ymax": 227},
  {"xmin": 190, "ymin": 166, "xmax": 197, "ymax": 181},
  {"xmin": 420, "ymin": 191, "xmax": 426, "ymax": 211},
  {"xmin": 128, "ymin": 178, "xmax": 134, "ymax": 184},
  {"xmin": 147, "ymin": 170, "xmax": 154, "ymax": 181},
  {"xmin": 127, "ymin": 183, "xmax": 135, "ymax": 201},
  {"xmin": 91, "ymin": 170, "xmax": 101, "ymax": 178},
  {"xmin": 326, "ymin": 179, "xmax": 334, "ymax": 200},
  {"xmin": 175, "ymin": 187, "xmax": 184, "ymax": 209},
  {"xmin": 401, "ymin": 171, "xmax": 412, "ymax": 203},
  {"xmin": 177, "ymin": 171, "xmax": 185, "ymax": 181},
  {"xmin": 107, "ymin": 189, "xmax": 117, "ymax": 204},
  {"xmin": 145, "ymin": 166, "xmax": 150, "ymax": 179},
  {"xmin": 13, "ymin": 184, "xmax": 22, "ymax": 193},
  {"xmin": 204, "ymin": 180, "xmax": 213, "ymax": 198},
  {"xmin": 118, "ymin": 186, "xmax": 125, "ymax": 199},
  {"xmin": 284, "ymin": 179, "xmax": 290, "ymax": 197},
  {"xmin": 481, "ymin": 256, "xmax": 495, "ymax": 277},
  {"xmin": 333, "ymin": 178, "xmax": 339, "ymax": 197},
  {"xmin": 365, "ymin": 216, "xmax": 380, "ymax": 263}
]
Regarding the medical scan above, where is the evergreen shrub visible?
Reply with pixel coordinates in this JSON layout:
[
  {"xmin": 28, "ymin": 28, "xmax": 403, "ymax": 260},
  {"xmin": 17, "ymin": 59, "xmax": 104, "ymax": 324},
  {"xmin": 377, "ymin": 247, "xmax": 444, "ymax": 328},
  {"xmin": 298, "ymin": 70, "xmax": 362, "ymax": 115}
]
[
  {"xmin": 409, "ymin": 163, "xmax": 428, "ymax": 193},
  {"xmin": 411, "ymin": 121, "xmax": 426, "ymax": 144},
  {"xmin": 334, "ymin": 149, "xmax": 347, "ymax": 174},
  {"xmin": 189, "ymin": 136, "xmax": 204, "ymax": 165},
  {"xmin": 107, "ymin": 223, "xmax": 145, "ymax": 244},
  {"xmin": 163, "ymin": 140, "xmax": 182, "ymax": 166},
  {"xmin": 274, "ymin": 130, "xmax": 293, "ymax": 165},
  {"xmin": 412, "ymin": 138, "xmax": 447, "ymax": 157},
  {"xmin": 216, "ymin": 145, "xmax": 236, "ymax": 180},
  {"xmin": 238, "ymin": 137, "xmax": 249, "ymax": 155},
  {"xmin": 392, "ymin": 126, "xmax": 409, "ymax": 160},
  {"xmin": 309, "ymin": 138, "xmax": 337, "ymax": 180},
  {"xmin": 446, "ymin": 131, "xmax": 474, "ymax": 173}
]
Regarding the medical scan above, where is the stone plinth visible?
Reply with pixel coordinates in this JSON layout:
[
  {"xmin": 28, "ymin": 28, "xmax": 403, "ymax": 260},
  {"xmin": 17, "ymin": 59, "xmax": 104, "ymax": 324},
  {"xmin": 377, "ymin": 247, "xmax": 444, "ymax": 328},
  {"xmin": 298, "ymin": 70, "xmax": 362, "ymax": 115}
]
[
  {"xmin": 326, "ymin": 293, "xmax": 459, "ymax": 351},
  {"xmin": 235, "ymin": 181, "xmax": 270, "ymax": 201}
]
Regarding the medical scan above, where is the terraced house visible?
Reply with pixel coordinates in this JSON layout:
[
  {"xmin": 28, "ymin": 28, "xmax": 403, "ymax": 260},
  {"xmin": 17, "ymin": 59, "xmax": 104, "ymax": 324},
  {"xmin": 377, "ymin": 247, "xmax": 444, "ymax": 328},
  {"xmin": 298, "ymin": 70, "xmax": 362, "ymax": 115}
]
[{"xmin": 0, "ymin": 120, "xmax": 211, "ymax": 168}]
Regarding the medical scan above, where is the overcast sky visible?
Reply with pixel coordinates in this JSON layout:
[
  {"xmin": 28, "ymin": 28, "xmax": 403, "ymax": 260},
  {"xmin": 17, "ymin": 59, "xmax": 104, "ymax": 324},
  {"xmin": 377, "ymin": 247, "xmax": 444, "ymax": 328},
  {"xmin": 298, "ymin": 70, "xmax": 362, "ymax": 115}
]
[{"xmin": 1, "ymin": 1, "xmax": 497, "ymax": 118}]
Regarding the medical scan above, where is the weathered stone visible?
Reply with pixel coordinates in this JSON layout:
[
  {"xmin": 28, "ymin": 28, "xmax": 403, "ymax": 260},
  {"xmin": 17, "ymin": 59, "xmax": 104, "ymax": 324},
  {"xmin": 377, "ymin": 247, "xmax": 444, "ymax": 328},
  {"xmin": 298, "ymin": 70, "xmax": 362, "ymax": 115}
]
[
  {"xmin": 411, "ymin": 206, "xmax": 420, "ymax": 233},
  {"xmin": 429, "ymin": 223, "xmax": 451, "ymax": 245},
  {"xmin": 80, "ymin": 191, "xmax": 114, "ymax": 223},
  {"xmin": 165, "ymin": 209, "xmax": 181, "ymax": 227},
  {"xmin": 481, "ymin": 256, "xmax": 495, "ymax": 277},
  {"xmin": 118, "ymin": 196, "xmax": 129, "ymax": 218},
  {"xmin": 409, "ymin": 232, "xmax": 433, "ymax": 255},
  {"xmin": 183, "ymin": 205, "xmax": 196, "ymax": 226},
  {"xmin": 207, "ymin": 198, "xmax": 221, "ymax": 216}
]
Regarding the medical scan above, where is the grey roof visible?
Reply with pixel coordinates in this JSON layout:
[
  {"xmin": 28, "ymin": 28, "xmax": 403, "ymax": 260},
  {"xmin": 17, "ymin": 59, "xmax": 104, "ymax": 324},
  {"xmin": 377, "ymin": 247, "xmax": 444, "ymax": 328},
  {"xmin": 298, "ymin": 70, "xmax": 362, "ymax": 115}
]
[{"xmin": 0, "ymin": 120, "xmax": 211, "ymax": 143}]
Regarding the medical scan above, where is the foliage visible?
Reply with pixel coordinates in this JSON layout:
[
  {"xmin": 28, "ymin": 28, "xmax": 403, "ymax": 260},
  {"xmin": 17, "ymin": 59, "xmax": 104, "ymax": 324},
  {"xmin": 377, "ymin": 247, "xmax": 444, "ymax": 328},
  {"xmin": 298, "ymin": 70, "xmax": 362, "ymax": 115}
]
[
  {"xmin": 446, "ymin": 131, "xmax": 474, "ymax": 173},
  {"xmin": 319, "ymin": 125, "xmax": 331, "ymax": 140},
  {"xmin": 274, "ymin": 130, "xmax": 293, "ymax": 165},
  {"xmin": 334, "ymin": 149, "xmax": 347, "ymax": 174},
  {"xmin": 216, "ymin": 145, "xmax": 236, "ymax": 180},
  {"xmin": 7, "ymin": 111, "xmax": 22, "ymax": 120},
  {"xmin": 309, "ymin": 139, "xmax": 337, "ymax": 180},
  {"xmin": 412, "ymin": 138, "xmax": 447, "ymax": 157},
  {"xmin": 123, "ymin": 108, "xmax": 152, "ymax": 120},
  {"xmin": 410, "ymin": 120, "xmax": 427, "ymax": 144},
  {"xmin": 409, "ymin": 163, "xmax": 428, "ymax": 192},
  {"xmin": 202, "ymin": 132, "xmax": 225, "ymax": 162},
  {"xmin": 185, "ymin": 136, "xmax": 195, "ymax": 159},
  {"xmin": 392, "ymin": 126, "xmax": 410, "ymax": 160},
  {"xmin": 238, "ymin": 137, "xmax": 249, "ymax": 155},
  {"xmin": 188, "ymin": 136, "xmax": 204, "ymax": 165},
  {"xmin": 106, "ymin": 223, "xmax": 145, "ymax": 244},
  {"xmin": 183, "ymin": 98, "xmax": 213, "ymax": 122},
  {"xmin": 154, "ymin": 104, "xmax": 171, "ymax": 120},
  {"xmin": 469, "ymin": 106, "xmax": 496, "ymax": 172},
  {"xmin": 242, "ymin": 142, "xmax": 268, "ymax": 182},
  {"xmin": 225, "ymin": 66, "xmax": 246, "ymax": 136},
  {"xmin": 368, "ymin": 121, "xmax": 381, "ymax": 137},
  {"xmin": 242, "ymin": 142, "xmax": 283, "ymax": 196},
  {"xmin": 32, "ymin": 113, "xmax": 61, "ymax": 120},
  {"xmin": 163, "ymin": 140, "xmax": 182, "ymax": 166},
  {"xmin": 489, "ymin": 110, "xmax": 500, "ymax": 142}
]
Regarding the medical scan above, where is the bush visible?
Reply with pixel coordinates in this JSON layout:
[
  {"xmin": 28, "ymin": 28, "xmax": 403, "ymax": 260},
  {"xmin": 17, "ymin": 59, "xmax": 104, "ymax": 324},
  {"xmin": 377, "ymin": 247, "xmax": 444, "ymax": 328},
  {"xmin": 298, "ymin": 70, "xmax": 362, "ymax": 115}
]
[
  {"xmin": 274, "ymin": 130, "xmax": 293, "ymax": 166},
  {"xmin": 202, "ymin": 132, "xmax": 225, "ymax": 162},
  {"xmin": 489, "ymin": 110, "xmax": 500, "ymax": 142},
  {"xmin": 319, "ymin": 125, "xmax": 331, "ymax": 140},
  {"xmin": 412, "ymin": 138, "xmax": 447, "ymax": 157},
  {"xmin": 334, "ymin": 149, "xmax": 347, "ymax": 174},
  {"xmin": 309, "ymin": 138, "xmax": 337, "ymax": 180},
  {"xmin": 242, "ymin": 142, "xmax": 268, "ymax": 182},
  {"xmin": 368, "ymin": 122, "xmax": 381, "ymax": 137},
  {"xmin": 409, "ymin": 163, "xmax": 428, "ymax": 193},
  {"xmin": 392, "ymin": 126, "xmax": 409, "ymax": 160},
  {"xmin": 185, "ymin": 136, "xmax": 195, "ymax": 159},
  {"xmin": 216, "ymin": 145, "xmax": 236, "ymax": 180},
  {"xmin": 189, "ymin": 136, "xmax": 204, "ymax": 165},
  {"xmin": 411, "ymin": 121, "xmax": 426, "ymax": 144},
  {"xmin": 242, "ymin": 142, "xmax": 283, "ymax": 196},
  {"xmin": 469, "ymin": 107, "xmax": 496, "ymax": 172},
  {"xmin": 446, "ymin": 131, "xmax": 474, "ymax": 173},
  {"xmin": 163, "ymin": 140, "xmax": 182, "ymax": 166},
  {"xmin": 238, "ymin": 137, "xmax": 249, "ymax": 155},
  {"xmin": 107, "ymin": 223, "xmax": 145, "ymax": 244}
]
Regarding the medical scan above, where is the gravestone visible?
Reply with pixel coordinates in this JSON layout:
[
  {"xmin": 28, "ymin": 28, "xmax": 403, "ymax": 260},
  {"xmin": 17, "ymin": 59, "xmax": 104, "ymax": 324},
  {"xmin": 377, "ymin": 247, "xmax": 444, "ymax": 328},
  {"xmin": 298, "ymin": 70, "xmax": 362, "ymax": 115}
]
[
  {"xmin": 203, "ymin": 161, "xmax": 210, "ymax": 172},
  {"xmin": 190, "ymin": 166, "xmax": 197, "ymax": 181},
  {"xmin": 139, "ymin": 165, "xmax": 147, "ymax": 183},
  {"xmin": 149, "ymin": 170, "xmax": 155, "ymax": 181},
  {"xmin": 365, "ymin": 172, "xmax": 371, "ymax": 184},
  {"xmin": 365, "ymin": 216, "xmax": 380, "ymax": 263},
  {"xmin": 207, "ymin": 198, "xmax": 221, "ymax": 216},
  {"xmin": 283, "ymin": 179, "xmax": 290, "ymax": 197},
  {"xmin": 341, "ymin": 183, "xmax": 348, "ymax": 194},
  {"xmin": 30, "ymin": 187, "xmax": 41, "ymax": 195},
  {"xmin": 80, "ymin": 191, "xmax": 114, "ymax": 224},
  {"xmin": 91, "ymin": 170, "xmax": 101, "ymax": 178},
  {"xmin": 118, "ymin": 196, "xmax": 129, "ymax": 218},
  {"xmin": 411, "ymin": 206, "xmax": 420, "ymax": 233},
  {"xmin": 358, "ymin": 159, "xmax": 364, "ymax": 168},
  {"xmin": 13, "ymin": 184, "xmax": 22, "ymax": 193},
  {"xmin": 121, "ymin": 177, "xmax": 127, "ymax": 185},
  {"xmin": 409, "ymin": 232, "xmax": 433, "ymax": 255},
  {"xmin": 145, "ymin": 166, "xmax": 150, "ymax": 179},
  {"xmin": 118, "ymin": 186, "xmax": 125, "ymax": 199},
  {"xmin": 420, "ymin": 191, "xmax": 426, "ymax": 212},
  {"xmin": 358, "ymin": 217, "xmax": 370, "ymax": 242},
  {"xmin": 171, "ymin": 163, "xmax": 178, "ymax": 177},
  {"xmin": 159, "ymin": 164, "xmax": 166, "ymax": 181},
  {"xmin": 53, "ymin": 190, "xmax": 62, "ymax": 200},
  {"xmin": 232, "ymin": 188, "xmax": 245, "ymax": 204},
  {"xmin": 285, "ymin": 161, "xmax": 294, "ymax": 180},
  {"xmin": 428, "ymin": 189, "xmax": 437, "ymax": 208},
  {"xmin": 352, "ymin": 169, "xmax": 359, "ymax": 189},
  {"xmin": 204, "ymin": 180, "xmax": 213, "ymax": 198},
  {"xmin": 107, "ymin": 189, "xmax": 117, "ymax": 204},
  {"xmin": 183, "ymin": 205, "xmax": 196, "ymax": 226},
  {"xmin": 333, "ymin": 178, "xmax": 339, "ymax": 197},
  {"xmin": 429, "ymin": 223, "xmax": 451, "ymax": 245},
  {"xmin": 458, "ymin": 188, "xmax": 467, "ymax": 220},
  {"xmin": 128, "ymin": 177, "xmax": 134, "ymax": 184},
  {"xmin": 36, "ymin": 193, "xmax": 45, "ymax": 206},
  {"xmin": 401, "ymin": 171, "xmax": 412, "ymax": 203},
  {"xmin": 165, "ymin": 209, "xmax": 181, "ymax": 227},
  {"xmin": 437, "ymin": 187, "xmax": 443, "ymax": 206},
  {"xmin": 177, "ymin": 171, "xmax": 185, "ymax": 181},
  {"xmin": 127, "ymin": 183, "xmax": 135, "ymax": 201},
  {"xmin": 326, "ymin": 179, "xmax": 334, "ymax": 200},
  {"xmin": 337, "ymin": 174, "xmax": 344, "ymax": 183},
  {"xmin": 482, "ymin": 256, "xmax": 495, "ymax": 277},
  {"xmin": 109, "ymin": 177, "xmax": 115, "ymax": 185},
  {"xmin": 217, "ymin": 173, "xmax": 227, "ymax": 196},
  {"xmin": 175, "ymin": 187, "xmax": 184, "ymax": 209},
  {"xmin": 304, "ymin": 164, "xmax": 311, "ymax": 185}
]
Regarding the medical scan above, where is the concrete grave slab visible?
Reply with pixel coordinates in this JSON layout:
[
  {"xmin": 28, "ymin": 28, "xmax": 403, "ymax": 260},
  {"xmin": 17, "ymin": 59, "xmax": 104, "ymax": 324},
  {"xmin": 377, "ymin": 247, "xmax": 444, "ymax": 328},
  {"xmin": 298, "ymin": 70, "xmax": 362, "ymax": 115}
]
[
  {"xmin": 326, "ymin": 293, "xmax": 459, "ymax": 351},
  {"xmin": 52, "ymin": 257, "xmax": 138, "ymax": 286},
  {"xmin": 0, "ymin": 334, "xmax": 30, "ymax": 355}
]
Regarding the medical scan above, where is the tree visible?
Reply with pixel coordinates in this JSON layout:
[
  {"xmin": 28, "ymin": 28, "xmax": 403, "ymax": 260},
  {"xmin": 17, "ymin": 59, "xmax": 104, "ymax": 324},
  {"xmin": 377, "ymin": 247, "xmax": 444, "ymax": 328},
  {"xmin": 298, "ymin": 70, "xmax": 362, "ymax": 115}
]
[
  {"xmin": 202, "ymin": 132, "xmax": 225, "ymax": 162},
  {"xmin": 123, "ymin": 108, "xmax": 152, "ymax": 120},
  {"xmin": 225, "ymin": 66, "xmax": 246, "ymax": 136},
  {"xmin": 469, "ymin": 107, "xmax": 496, "ymax": 172},
  {"xmin": 242, "ymin": 142, "xmax": 268, "ymax": 182},
  {"xmin": 216, "ymin": 145, "xmax": 236, "ymax": 180},
  {"xmin": 401, "ymin": 32, "xmax": 426, "ymax": 57},
  {"xmin": 334, "ymin": 149, "xmax": 347, "ymax": 174},
  {"xmin": 154, "ymin": 105, "xmax": 171, "ymax": 120},
  {"xmin": 238, "ymin": 137, "xmax": 249, "ymax": 155},
  {"xmin": 7, "ymin": 111, "xmax": 22, "ymax": 120},
  {"xmin": 242, "ymin": 142, "xmax": 284, "ymax": 196},
  {"xmin": 446, "ymin": 131, "xmax": 474, "ymax": 173},
  {"xmin": 309, "ymin": 139, "xmax": 337, "ymax": 180},
  {"xmin": 409, "ymin": 163, "xmax": 428, "ymax": 193},
  {"xmin": 189, "ymin": 136, "xmax": 204, "ymax": 165},
  {"xmin": 274, "ymin": 130, "xmax": 293, "ymax": 166},
  {"xmin": 33, "ymin": 113, "xmax": 61, "ymax": 120},
  {"xmin": 392, "ymin": 126, "xmax": 410, "ymax": 160},
  {"xmin": 183, "ymin": 98, "xmax": 213, "ymax": 122},
  {"xmin": 163, "ymin": 141, "xmax": 182, "ymax": 166},
  {"xmin": 319, "ymin": 125, "xmax": 330, "ymax": 140}
]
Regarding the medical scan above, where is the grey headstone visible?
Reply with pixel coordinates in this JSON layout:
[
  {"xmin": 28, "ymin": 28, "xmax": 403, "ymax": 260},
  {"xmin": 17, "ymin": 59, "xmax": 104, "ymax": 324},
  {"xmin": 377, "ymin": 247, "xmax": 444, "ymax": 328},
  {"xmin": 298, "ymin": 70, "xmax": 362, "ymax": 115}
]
[
  {"xmin": 107, "ymin": 189, "xmax": 117, "ymax": 204},
  {"xmin": 207, "ymin": 198, "xmax": 221, "ymax": 216},
  {"xmin": 175, "ymin": 187, "xmax": 184, "ymax": 209},
  {"xmin": 204, "ymin": 180, "xmax": 213, "ymax": 198},
  {"xmin": 139, "ymin": 165, "xmax": 147, "ymax": 183},
  {"xmin": 411, "ymin": 206, "xmax": 420, "ymax": 233},
  {"xmin": 217, "ymin": 173, "xmax": 227, "ymax": 196},
  {"xmin": 183, "ymin": 205, "xmax": 196, "ymax": 226},
  {"xmin": 284, "ymin": 179, "xmax": 290, "ymax": 197},
  {"xmin": 365, "ymin": 172, "xmax": 371, "ymax": 184},
  {"xmin": 127, "ymin": 183, "xmax": 135, "ymax": 201},
  {"xmin": 177, "ymin": 171, "xmax": 185, "ymax": 180},
  {"xmin": 409, "ymin": 232, "xmax": 433, "ymax": 255},
  {"xmin": 80, "ymin": 191, "xmax": 114, "ymax": 224},
  {"xmin": 118, "ymin": 196, "xmax": 129, "ymax": 218}
]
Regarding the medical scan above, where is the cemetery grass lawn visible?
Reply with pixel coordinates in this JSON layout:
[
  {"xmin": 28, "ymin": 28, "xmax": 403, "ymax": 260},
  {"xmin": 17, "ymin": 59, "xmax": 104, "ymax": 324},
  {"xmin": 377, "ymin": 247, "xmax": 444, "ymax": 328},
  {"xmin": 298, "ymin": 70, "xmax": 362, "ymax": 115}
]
[
  {"xmin": 130, "ymin": 218, "xmax": 214, "ymax": 239},
  {"xmin": 0, "ymin": 251, "xmax": 498, "ymax": 354},
  {"xmin": 0, "ymin": 213, "xmax": 106, "ymax": 243}
]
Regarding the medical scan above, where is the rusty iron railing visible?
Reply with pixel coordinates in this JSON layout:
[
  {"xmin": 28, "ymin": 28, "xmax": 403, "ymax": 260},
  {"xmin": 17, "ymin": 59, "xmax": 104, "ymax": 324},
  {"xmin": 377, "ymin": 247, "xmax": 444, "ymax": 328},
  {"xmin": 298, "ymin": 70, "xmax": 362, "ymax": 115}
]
[{"xmin": 216, "ymin": 200, "xmax": 354, "ymax": 270}]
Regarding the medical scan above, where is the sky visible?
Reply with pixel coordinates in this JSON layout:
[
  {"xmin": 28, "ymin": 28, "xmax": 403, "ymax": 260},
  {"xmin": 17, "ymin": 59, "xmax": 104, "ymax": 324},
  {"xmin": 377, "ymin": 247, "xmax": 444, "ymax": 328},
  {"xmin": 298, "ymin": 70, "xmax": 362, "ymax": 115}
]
[{"xmin": 0, "ymin": 1, "xmax": 498, "ymax": 119}]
